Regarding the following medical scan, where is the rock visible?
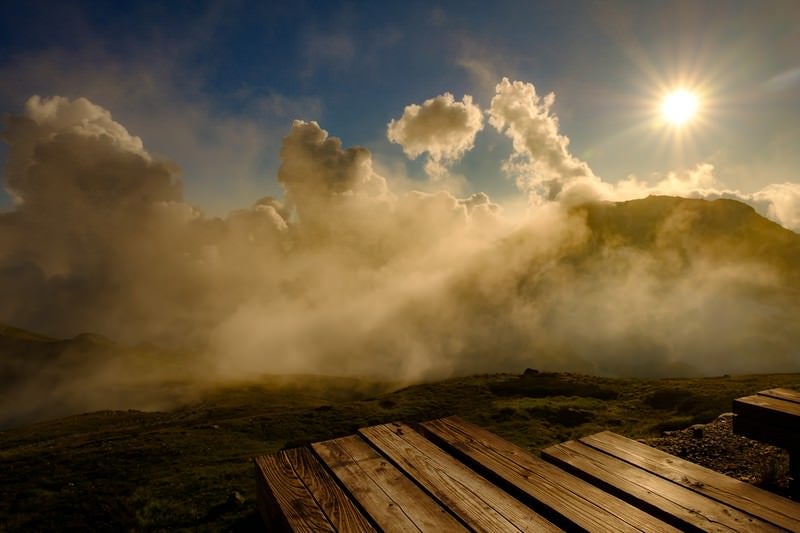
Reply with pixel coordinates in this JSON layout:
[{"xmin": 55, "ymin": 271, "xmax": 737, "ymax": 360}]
[
  {"xmin": 227, "ymin": 491, "xmax": 246, "ymax": 508},
  {"xmin": 522, "ymin": 368, "xmax": 539, "ymax": 376},
  {"xmin": 690, "ymin": 424, "xmax": 705, "ymax": 438}
]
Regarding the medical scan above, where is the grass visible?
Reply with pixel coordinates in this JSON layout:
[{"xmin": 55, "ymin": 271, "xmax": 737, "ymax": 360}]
[{"xmin": 1, "ymin": 371, "xmax": 799, "ymax": 531}]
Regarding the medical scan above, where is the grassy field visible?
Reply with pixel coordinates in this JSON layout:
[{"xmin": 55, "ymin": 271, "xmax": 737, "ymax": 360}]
[{"xmin": 1, "ymin": 371, "xmax": 799, "ymax": 531}]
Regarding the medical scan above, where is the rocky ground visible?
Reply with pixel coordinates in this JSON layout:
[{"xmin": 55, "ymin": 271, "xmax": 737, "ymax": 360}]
[{"xmin": 645, "ymin": 412, "xmax": 793, "ymax": 498}]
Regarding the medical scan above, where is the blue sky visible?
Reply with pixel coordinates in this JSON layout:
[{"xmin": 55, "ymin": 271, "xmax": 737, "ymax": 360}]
[{"xmin": 2, "ymin": 0, "xmax": 799, "ymax": 215}]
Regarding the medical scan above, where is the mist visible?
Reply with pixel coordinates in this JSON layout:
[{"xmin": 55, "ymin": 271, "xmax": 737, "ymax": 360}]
[{"xmin": 2, "ymin": 80, "xmax": 799, "ymax": 424}]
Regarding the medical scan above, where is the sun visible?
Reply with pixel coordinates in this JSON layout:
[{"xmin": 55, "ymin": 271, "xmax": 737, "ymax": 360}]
[{"xmin": 661, "ymin": 90, "xmax": 698, "ymax": 126}]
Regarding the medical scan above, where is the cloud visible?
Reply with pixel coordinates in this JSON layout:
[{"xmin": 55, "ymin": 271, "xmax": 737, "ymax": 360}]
[
  {"xmin": 484, "ymin": 79, "xmax": 800, "ymax": 232},
  {"xmin": 1, "ymin": 89, "xmax": 800, "ymax": 427},
  {"xmin": 489, "ymin": 78, "xmax": 599, "ymax": 203},
  {"xmin": 387, "ymin": 93, "xmax": 483, "ymax": 180},
  {"xmin": 3, "ymin": 95, "xmax": 181, "ymax": 209},
  {"xmin": 750, "ymin": 183, "xmax": 800, "ymax": 231},
  {"xmin": 0, "ymin": 46, "xmax": 306, "ymax": 215}
]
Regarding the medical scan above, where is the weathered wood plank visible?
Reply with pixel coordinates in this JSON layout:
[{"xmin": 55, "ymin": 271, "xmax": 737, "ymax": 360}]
[
  {"xmin": 542, "ymin": 440, "xmax": 779, "ymax": 532},
  {"xmin": 359, "ymin": 422, "xmax": 560, "ymax": 532},
  {"xmin": 312, "ymin": 435, "xmax": 467, "ymax": 532},
  {"xmin": 254, "ymin": 453, "xmax": 335, "ymax": 532},
  {"xmin": 579, "ymin": 431, "xmax": 800, "ymax": 531},
  {"xmin": 734, "ymin": 394, "xmax": 800, "ymax": 426},
  {"xmin": 421, "ymin": 416, "xmax": 678, "ymax": 533},
  {"xmin": 283, "ymin": 448, "xmax": 376, "ymax": 532},
  {"xmin": 757, "ymin": 388, "xmax": 800, "ymax": 405}
]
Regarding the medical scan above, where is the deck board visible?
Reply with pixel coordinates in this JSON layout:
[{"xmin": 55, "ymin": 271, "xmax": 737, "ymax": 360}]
[
  {"xmin": 359, "ymin": 421, "xmax": 559, "ymax": 532},
  {"xmin": 254, "ymin": 452, "xmax": 335, "ymax": 532},
  {"xmin": 283, "ymin": 448, "xmax": 375, "ymax": 532},
  {"xmin": 312, "ymin": 434, "xmax": 467, "ymax": 532},
  {"xmin": 256, "ymin": 416, "xmax": 800, "ymax": 532},
  {"xmin": 756, "ymin": 388, "xmax": 800, "ymax": 405},
  {"xmin": 542, "ymin": 439, "xmax": 777, "ymax": 532},
  {"xmin": 734, "ymin": 394, "xmax": 800, "ymax": 425},
  {"xmin": 421, "ymin": 416, "xmax": 678, "ymax": 532},
  {"xmin": 733, "ymin": 392, "xmax": 800, "ymax": 451},
  {"xmin": 579, "ymin": 430, "xmax": 800, "ymax": 531}
]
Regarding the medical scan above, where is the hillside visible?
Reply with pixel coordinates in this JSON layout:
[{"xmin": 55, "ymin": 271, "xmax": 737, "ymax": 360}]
[
  {"xmin": 579, "ymin": 196, "xmax": 800, "ymax": 276},
  {"xmin": 1, "ymin": 371, "xmax": 799, "ymax": 531}
]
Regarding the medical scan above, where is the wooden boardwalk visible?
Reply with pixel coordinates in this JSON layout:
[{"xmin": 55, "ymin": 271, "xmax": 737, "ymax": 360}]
[{"xmin": 255, "ymin": 416, "xmax": 800, "ymax": 532}]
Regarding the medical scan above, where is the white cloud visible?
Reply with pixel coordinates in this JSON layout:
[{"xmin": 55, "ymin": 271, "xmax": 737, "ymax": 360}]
[
  {"xmin": 387, "ymin": 93, "xmax": 483, "ymax": 180},
  {"xmin": 489, "ymin": 78, "xmax": 599, "ymax": 202},
  {"xmin": 0, "ymin": 47, "xmax": 312, "ymax": 215},
  {"xmin": 751, "ymin": 183, "xmax": 800, "ymax": 232}
]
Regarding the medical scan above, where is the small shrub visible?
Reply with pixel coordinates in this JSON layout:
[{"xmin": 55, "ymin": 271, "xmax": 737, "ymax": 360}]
[{"xmin": 645, "ymin": 389, "xmax": 689, "ymax": 410}]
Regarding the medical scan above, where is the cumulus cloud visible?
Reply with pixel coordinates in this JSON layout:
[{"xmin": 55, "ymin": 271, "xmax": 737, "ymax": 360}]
[
  {"xmin": 0, "ymin": 45, "xmax": 305, "ymax": 215},
  {"xmin": 1, "ymin": 89, "xmax": 800, "ymax": 427},
  {"xmin": 750, "ymin": 183, "xmax": 800, "ymax": 231},
  {"xmin": 489, "ymin": 78, "xmax": 600, "ymax": 203},
  {"xmin": 279, "ymin": 120, "xmax": 387, "ymax": 202},
  {"xmin": 387, "ymin": 93, "xmax": 483, "ymax": 179},
  {"xmin": 3, "ymin": 95, "xmax": 181, "ymax": 209}
]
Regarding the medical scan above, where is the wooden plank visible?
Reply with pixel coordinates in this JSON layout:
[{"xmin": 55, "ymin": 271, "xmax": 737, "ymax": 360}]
[
  {"xmin": 734, "ymin": 391, "xmax": 800, "ymax": 450},
  {"xmin": 421, "ymin": 416, "xmax": 678, "ymax": 532},
  {"xmin": 254, "ymin": 453, "xmax": 335, "ymax": 532},
  {"xmin": 359, "ymin": 422, "xmax": 560, "ymax": 532},
  {"xmin": 283, "ymin": 448, "xmax": 376, "ymax": 532},
  {"xmin": 579, "ymin": 431, "xmax": 800, "ymax": 531},
  {"xmin": 312, "ymin": 435, "xmax": 467, "ymax": 532},
  {"xmin": 757, "ymin": 388, "xmax": 800, "ymax": 405},
  {"xmin": 734, "ymin": 394, "xmax": 800, "ymax": 425},
  {"xmin": 542, "ymin": 440, "xmax": 778, "ymax": 532}
]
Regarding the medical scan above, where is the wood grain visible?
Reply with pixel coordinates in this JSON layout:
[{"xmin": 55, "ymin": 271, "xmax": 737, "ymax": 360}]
[
  {"xmin": 421, "ymin": 416, "xmax": 678, "ymax": 533},
  {"xmin": 313, "ymin": 434, "xmax": 467, "ymax": 532},
  {"xmin": 756, "ymin": 388, "xmax": 800, "ymax": 405},
  {"xmin": 359, "ymin": 422, "xmax": 560, "ymax": 532},
  {"xmin": 542, "ymin": 440, "xmax": 778, "ymax": 532},
  {"xmin": 734, "ymin": 394, "xmax": 800, "ymax": 424},
  {"xmin": 579, "ymin": 431, "xmax": 800, "ymax": 531},
  {"xmin": 254, "ymin": 453, "xmax": 335, "ymax": 532},
  {"xmin": 284, "ymin": 447, "xmax": 375, "ymax": 532}
]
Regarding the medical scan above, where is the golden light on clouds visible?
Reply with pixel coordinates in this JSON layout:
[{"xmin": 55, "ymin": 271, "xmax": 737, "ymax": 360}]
[{"xmin": 661, "ymin": 90, "xmax": 699, "ymax": 126}]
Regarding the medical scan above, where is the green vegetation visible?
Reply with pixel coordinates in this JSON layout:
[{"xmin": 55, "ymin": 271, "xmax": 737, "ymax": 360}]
[{"xmin": 1, "ymin": 371, "xmax": 799, "ymax": 531}]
